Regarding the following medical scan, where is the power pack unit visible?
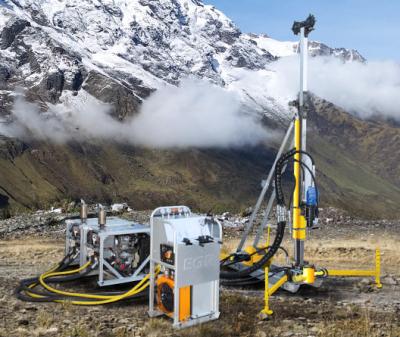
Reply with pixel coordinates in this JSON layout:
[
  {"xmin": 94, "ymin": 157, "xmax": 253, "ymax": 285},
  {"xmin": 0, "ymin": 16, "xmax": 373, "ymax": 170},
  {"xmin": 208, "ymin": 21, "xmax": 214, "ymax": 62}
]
[
  {"xmin": 65, "ymin": 205, "xmax": 150, "ymax": 287},
  {"xmin": 80, "ymin": 218, "xmax": 150, "ymax": 287},
  {"xmin": 148, "ymin": 206, "xmax": 222, "ymax": 329}
]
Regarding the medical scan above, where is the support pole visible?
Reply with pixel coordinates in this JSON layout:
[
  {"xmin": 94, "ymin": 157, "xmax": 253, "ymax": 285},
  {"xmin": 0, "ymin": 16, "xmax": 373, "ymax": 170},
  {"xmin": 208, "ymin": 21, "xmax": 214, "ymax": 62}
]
[
  {"xmin": 291, "ymin": 15, "xmax": 316, "ymax": 266},
  {"xmin": 237, "ymin": 121, "xmax": 294, "ymax": 252},
  {"xmin": 375, "ymin": 248, "xmax": 382, "ymax": 288},
  {"xmin": 299, "ymin": 28, "xmax": 313, "ymax": 202},
  {"xmin": 293, "ymin": 27, "xmax": 306, "ymax": 267},
  {"xmin": 261, "ymin": 266, "xmax": 273, "ymax": 316}
]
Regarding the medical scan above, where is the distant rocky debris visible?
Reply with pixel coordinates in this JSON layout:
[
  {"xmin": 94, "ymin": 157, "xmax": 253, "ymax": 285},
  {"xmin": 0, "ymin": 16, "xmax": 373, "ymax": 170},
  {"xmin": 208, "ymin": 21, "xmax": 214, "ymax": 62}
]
[
  {"xmin": 1, "ymin": 204, "xmax": 399, "ymax": 244},
  {"xmin": 216, "ymin": 206, "xmax": 400, "ymax": 232},
  {"xmin": 0, "ymin": 204, "xmax": 151, "ymax": 239},
  {"xmin": 0, "ymin": 211, "xmax": 69, "ymax": 238}
]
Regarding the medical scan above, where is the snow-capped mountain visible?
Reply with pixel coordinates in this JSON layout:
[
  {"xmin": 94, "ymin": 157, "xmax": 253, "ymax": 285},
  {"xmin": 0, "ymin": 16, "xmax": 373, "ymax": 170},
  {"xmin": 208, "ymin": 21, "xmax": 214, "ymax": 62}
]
[
  {"xmin": 0, "ymin": 0, "xmax": 364, "ymax": 123},
  {"xmin": 3, "ymin": 0, "xmax": 397, "ymax": 219},
  {"xmin": 244, "ymin": 33, "xmax": 365, "ymax": 62}
]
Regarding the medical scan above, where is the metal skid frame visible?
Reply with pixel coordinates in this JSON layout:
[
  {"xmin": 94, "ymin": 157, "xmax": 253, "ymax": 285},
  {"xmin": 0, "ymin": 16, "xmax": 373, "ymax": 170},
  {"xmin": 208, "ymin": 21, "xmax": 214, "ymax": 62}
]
[
  {"xmin": 98, "ymin": 227, "xmax": 150, "ymax": 287},
  {"xmin": 79, "ymin": 219, "xmax": 150, "ymax": 287}
]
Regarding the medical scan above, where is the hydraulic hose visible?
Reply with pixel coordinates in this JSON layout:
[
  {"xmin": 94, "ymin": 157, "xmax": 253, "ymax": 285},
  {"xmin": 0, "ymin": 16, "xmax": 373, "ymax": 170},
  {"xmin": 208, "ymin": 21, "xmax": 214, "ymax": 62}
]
[
  {"xmin": 220, "ymin": 148, "xmax": 316, "ymax": 280},
  {"xmin": 15, "ymin": 251, "xmax": 76, "ymax": 298},
  {"xmin": 220, "ymin": 221, "xmax": 286, "ymax": 279},
  {"xmin": 18, "ymin": 258, "xmax": 159, "ymax": 305},
  {"xmin": 38, "ymin": 259, "xmax": 148, "ymax": 301},
  {"xmin": 221, "ymin": 277, "xmax": 263, "ymax": 287},
  {"xmin": 16, "ymin": 263, "xmax": 94, "ymax": 302}
]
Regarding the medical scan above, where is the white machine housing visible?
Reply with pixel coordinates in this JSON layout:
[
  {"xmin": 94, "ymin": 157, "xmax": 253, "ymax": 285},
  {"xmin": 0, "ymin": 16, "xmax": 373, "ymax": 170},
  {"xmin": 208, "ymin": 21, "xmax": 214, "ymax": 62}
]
[
  {"xmin": 66, "ymin": 217, "xmax": 150, "ymax": 287},
  {"xmin": 148, "ymin": 206, "xmax": 222, "ymax": 329}
]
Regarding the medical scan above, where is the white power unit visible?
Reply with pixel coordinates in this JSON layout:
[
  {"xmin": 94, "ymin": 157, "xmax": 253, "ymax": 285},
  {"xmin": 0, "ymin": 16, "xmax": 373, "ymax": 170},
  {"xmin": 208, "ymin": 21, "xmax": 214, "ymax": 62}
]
[
  {"xmin": 65, "ymin": 209, "xmax": 150, "ymax": 287},
  {"xmin": 148, "ymin": 206, "xmax": 222, "ymax": 329},
  {"xmin": 79, "ymin": 217, "xmax": 150, "ymax": 287}
]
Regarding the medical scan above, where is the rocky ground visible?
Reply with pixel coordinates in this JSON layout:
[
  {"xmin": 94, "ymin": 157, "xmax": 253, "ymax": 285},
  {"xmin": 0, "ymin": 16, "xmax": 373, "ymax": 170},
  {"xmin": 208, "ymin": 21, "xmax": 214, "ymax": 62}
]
[{"xmin": 0, "ymin": 207, "xmax": 399, "ymax": 337}]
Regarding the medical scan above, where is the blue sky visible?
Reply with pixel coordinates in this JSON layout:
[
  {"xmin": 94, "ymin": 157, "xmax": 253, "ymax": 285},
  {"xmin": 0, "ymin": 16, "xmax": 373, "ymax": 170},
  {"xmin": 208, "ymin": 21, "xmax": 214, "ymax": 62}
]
[{"xmin": 204, "ymin": 0, "xmax": 399, "ymax": 61}]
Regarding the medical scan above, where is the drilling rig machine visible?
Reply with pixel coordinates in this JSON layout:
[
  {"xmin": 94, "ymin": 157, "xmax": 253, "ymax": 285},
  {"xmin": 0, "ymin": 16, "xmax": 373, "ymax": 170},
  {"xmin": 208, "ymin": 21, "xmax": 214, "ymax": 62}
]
[{"xmin": 219, "ymin": 15, "xmax": 382, "ymax": 317}]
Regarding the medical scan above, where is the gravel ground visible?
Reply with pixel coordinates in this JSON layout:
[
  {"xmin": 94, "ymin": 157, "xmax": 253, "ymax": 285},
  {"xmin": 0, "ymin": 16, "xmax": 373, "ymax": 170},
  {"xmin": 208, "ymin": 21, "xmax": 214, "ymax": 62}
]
[{"xmin": 0, "ymin": 208, "xmax": 399, "ymax": 337}]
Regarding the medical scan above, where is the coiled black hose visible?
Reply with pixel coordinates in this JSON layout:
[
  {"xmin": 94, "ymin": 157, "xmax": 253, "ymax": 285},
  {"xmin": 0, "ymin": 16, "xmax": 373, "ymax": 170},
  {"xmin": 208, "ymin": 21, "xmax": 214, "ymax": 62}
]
[
  {"xmin": 15, "ymin": 253, "xmax": 148, "ymax": 303},
  {"xmin": 220, "ymin": 148, "xmax": 316, "ymax": 281}
]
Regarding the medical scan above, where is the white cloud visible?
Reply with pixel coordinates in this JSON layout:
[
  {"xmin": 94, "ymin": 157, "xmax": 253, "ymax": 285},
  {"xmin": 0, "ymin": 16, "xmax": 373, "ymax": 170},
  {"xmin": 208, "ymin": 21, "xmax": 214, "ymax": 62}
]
[
  {"xmin": 0, "ymin": 79, "xmax": 272, "ymax": 148},
  {"xmin": 130, "ymin": 78, "xmax": 271, "ymax": 148},
  {"xmin": 267, "ymin": 56, "xmax": 400, "ymax": 120}
]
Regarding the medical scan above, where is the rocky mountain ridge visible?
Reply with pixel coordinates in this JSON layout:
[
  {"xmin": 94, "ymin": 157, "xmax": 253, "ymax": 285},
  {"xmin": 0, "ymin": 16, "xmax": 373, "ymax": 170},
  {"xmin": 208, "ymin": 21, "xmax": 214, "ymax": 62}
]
[
  {"xmin": 0, "ymin": 0, "xmax": 399, "ymax": 218},
  {"xmin": 0, "ymin": 0, "xmax": 364, "ymax": 120},
  {"xmin": 245, "ymin": 33, "xmax": 365, "ymax": 62}
]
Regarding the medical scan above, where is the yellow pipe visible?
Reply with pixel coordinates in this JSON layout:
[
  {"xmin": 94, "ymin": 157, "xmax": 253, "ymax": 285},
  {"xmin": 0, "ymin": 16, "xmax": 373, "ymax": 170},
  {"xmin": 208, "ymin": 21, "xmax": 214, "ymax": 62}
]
[
  {"xmin": 269, "ymin": 274, "xmax": 289, "ymax": 296},
  {"xmin": 375, "ymin": 248, "xmax": 382, "ymax": 288},
  {"xmin": 327, "ymin": 249, "xmax": 382, "ymax": 288},
  {"xmin": 261, "ymin": 266, "xmax": 273, "ymax": 315},
  {"xmin": 39, "ymin": 262, "xmax": 156, "ymax": 301},
  {"xmin": 327, "ymin": 269, "xmax": 376, "ymax": 277},
  {"xmin": 39, "ymin": 261, "xmax": 117, "ymax": 299},
  {"xmin": 25, "ymin": 263, "xmax": 64, "ymax": 299}
]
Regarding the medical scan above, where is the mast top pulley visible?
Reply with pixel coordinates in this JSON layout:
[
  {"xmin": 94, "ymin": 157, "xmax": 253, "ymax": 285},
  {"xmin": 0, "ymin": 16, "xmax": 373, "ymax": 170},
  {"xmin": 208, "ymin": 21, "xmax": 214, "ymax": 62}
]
[{"xmin": 292, "ymin": 14, "xmax": 316, "ymax": 37}]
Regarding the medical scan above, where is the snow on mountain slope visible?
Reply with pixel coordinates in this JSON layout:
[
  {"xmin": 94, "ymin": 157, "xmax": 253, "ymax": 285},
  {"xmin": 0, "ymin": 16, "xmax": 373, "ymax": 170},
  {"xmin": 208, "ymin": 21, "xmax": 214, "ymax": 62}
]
[
  {"xmin": 244, "ymin": 34, "xmax": 297, "ymax": 58},
  {"xmin": 0, "ymin": 0, "xmax": 365, "ymax": 124},
  {"xmin": 244, "ymin": 33, "xmax": 366, "ymax": 62}
]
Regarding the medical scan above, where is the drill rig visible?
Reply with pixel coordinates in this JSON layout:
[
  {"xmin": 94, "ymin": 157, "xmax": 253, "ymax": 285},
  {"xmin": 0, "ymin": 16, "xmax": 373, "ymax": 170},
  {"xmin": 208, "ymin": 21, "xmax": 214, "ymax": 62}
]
[{"xmin": 220, "ymin": 15, "xmax": 382, "ymax": 316}]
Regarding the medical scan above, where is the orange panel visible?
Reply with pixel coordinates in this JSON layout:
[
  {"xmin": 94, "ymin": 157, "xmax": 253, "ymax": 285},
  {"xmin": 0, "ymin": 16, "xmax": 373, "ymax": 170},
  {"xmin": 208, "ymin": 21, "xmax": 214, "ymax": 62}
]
[
  {"xmin": 179, "ymin": 286, "xmax": 191, "ymax": 322},
  {"xmin": 156, "ymin": 276, "xmax": 191, "ymax": 322}
]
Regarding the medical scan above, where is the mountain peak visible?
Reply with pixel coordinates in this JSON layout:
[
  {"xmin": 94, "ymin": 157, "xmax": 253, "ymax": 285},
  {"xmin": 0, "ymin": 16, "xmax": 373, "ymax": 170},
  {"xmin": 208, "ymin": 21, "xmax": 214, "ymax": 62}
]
[
  {"xmin": 244, "ymin": 33, "xmax": 365, "ymax": 62},
  {"xmin": 0, "ymin": 0, "xmax": 365, "ymax": 122}
]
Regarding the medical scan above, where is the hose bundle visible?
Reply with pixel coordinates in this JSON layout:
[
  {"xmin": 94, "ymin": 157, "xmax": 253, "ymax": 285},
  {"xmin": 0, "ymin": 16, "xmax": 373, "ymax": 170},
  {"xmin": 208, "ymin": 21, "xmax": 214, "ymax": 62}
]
[
  {"xmin": 220, "ymin": 148, "xmax": 316, "ymax": 284},
  {"xmin": 16, "ymin": 252, "xmax": 156, "ymax": 305}
]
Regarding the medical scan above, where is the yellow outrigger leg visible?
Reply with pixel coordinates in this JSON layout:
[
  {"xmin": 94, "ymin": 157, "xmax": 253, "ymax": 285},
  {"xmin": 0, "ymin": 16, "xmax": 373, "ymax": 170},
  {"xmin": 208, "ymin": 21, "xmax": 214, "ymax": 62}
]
[
  {"xmin": 261, "ymin": 248, "xmax": 382, "ymax": 317},
  {"xmin": 327, "ymin": 248, "xmax": 382, "ymax": 288},
  {"xmin": 261, "ymin": 265, "xmax": 288, "ymax": 316}
]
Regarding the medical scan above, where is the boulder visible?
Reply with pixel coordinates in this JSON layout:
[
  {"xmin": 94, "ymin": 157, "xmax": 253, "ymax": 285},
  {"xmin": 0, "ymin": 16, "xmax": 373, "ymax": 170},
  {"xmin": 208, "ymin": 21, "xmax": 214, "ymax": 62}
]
[{"xmin": 0, "ymin": 18, "xmax": 31, "ymax": 49}]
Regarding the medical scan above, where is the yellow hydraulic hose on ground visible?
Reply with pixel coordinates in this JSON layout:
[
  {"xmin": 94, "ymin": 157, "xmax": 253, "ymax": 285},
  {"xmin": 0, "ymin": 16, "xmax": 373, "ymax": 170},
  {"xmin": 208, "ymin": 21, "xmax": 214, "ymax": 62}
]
[
  {"xmin": 24, "ymin": 262, "xmax": 66, "ymax": 299},
  {"xmin": 38, "ymin": 260, "xmax": 110, "ymax": 299},
  {"xmin": 25, "ymin": 259, "xmax": 158, "ymax": 305},
  {"xmin": 39, "ymin": 261, "xmax": 149, "ymax": 300},
  {"xmin": 65, "ymin": 277, "xmax": 151, "ymax": 306},
  {"xmin": 25, "ymin": 260, "xmax": 93, "ymax": 300}
]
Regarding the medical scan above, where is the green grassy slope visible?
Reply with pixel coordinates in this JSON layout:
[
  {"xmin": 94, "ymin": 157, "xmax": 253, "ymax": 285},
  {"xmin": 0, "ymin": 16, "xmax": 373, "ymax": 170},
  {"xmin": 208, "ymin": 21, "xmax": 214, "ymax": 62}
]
[
  {"xmin": 308, "ymin": 96, "xmax": 400, "ymax": 218},
  {"xmin": 0, "ymin": 140, "xmax": 275, "ymax": 215},
  {"xmin": 0, "ymin": 97, "xmax": 399, "ymax": 218}
]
